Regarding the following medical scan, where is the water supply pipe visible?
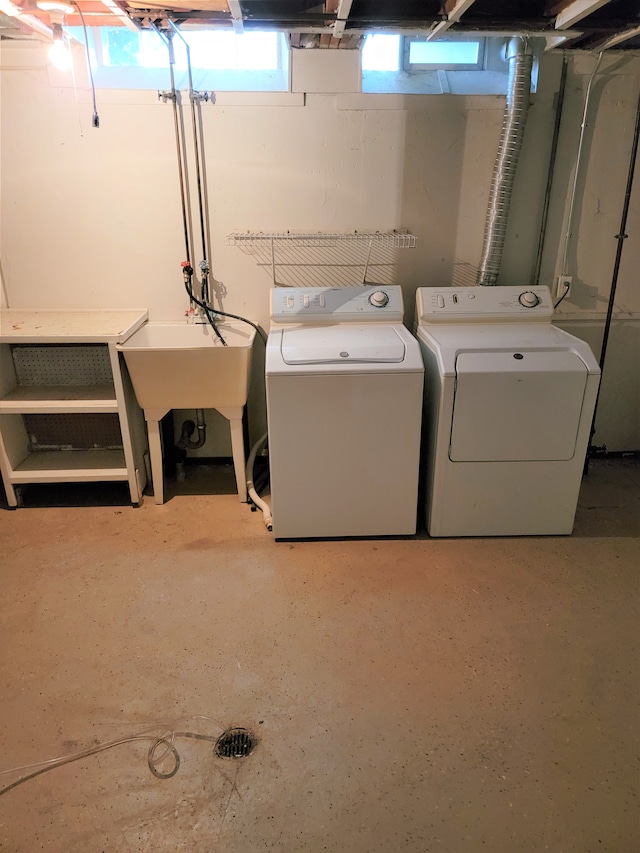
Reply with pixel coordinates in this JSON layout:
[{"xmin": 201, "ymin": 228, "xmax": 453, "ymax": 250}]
[
  {"xmin": 149, "ymin": 22, "xmax": 192, "ymax": 276},
  {"xmin": 588, "ymin": 83, "xmax": 640, "ymax": 458},
  {"xmin": 533, "ymin": 57, "xmax": 568, "ymax": 284},
  {"xmin": 153, "ymin": 21, "xmax": 226, "ymax": 346},
  {"xmin": 558, "ymin": 52, "xmax": 603, "ymax": 286},
  {"xmin": 167, "ymin": 20, "xmax": 211, "ymax": 306},
  {"xmin": 477, "ymin": 37, "xmax": 534, "ymax": 286}
]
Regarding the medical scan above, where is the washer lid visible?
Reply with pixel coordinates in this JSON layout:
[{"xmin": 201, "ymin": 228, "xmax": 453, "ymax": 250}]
[{"xmin": 281, "ymin": 325, "xmax": 407, "ymax": 364}]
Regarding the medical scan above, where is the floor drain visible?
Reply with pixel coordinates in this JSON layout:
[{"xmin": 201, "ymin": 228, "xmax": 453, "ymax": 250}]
[{"xmin": 215, "ymin": 728, "xmax": 256, "ymax": 759}]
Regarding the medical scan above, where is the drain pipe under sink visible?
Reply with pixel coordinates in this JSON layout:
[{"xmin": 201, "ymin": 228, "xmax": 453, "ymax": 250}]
[
  {"xmin": 174, "ymin": 409, "xmax": 207, "ymax": 480},
  {"xmin": 246, "ymin": 432, "xmax": 272, "ymax": 531},
  {"xmin": 177, "ymin": 409, "xmax": 207, "ymax": 451}
]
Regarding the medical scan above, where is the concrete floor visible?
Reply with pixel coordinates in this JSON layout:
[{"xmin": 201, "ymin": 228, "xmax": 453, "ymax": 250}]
[{"xmin": 0, "ymin": 458, "xmax": 638, "ymax": 852}]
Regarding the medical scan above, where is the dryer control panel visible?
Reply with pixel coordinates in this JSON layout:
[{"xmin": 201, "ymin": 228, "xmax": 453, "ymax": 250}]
[
  {"xmin": 416, "ymin": 286, "xmax": 553, "ymax": 324},
  {"xmin": 271, "ymin": 286, "xmax": 404, "ymax": 324}
]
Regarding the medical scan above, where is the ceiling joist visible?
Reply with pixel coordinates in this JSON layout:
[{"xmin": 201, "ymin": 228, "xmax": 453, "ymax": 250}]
[
  {"xmin": 1, "ymin": 0, "xmax": 639, "ymax": 52},
  {"xmin": 427, "ymin": 0, "xmax": 477, "ymax": 42},
  {"xmin": 592, "ymin": 23, "xmax": 640, "ymax": 51},
  {"xmin": 226, "ymin": 0, "xmax": 243, "ymax": 33},
  {"xmin": 332, "ymin": 0, "xmax": 353, "ymax": 40},
  {"xmin": 549, "ymin": 0, "xmax": 613, "ymax": 30}
]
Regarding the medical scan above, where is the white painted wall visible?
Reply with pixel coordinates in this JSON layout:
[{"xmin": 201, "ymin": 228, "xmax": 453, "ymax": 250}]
[{"xmin": 1, "ymin": 42, "xmax": 638, "ymax": 453}]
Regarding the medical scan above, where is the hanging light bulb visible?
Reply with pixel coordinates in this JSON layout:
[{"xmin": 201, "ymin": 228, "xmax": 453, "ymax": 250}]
[
  {"xmin": 36, "ymin": 0, "xmax": 74, "ymax": 70},
  {"xmin": 48, "ymin": 23, "xmax": 72, "ymax": 69}
]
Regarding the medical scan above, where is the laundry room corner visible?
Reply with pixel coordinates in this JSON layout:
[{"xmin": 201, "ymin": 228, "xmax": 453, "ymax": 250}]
[{"xmin": 1, "ymin": 5, "xmax": 639, "ymax": 850}]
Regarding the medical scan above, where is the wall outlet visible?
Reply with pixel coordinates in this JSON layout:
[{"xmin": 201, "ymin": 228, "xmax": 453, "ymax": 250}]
[{"xmin": 556, "ymin": 275, "xmax": 572, "ymax": 301}]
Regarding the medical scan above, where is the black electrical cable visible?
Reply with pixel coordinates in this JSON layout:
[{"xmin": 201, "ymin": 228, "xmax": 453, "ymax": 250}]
[
  {"xmin": 204, "ymin": 303, "xmax": 228, "ymax": 346},
  {"xmin": 211, "ymin": 308, "xmax": 268, "ymax": 347},
  {"xmin": 71, "ymin": 1, "xmax": 99, "ymax": 128},
  {"xmin": 553, "ymin": 280, "xmax": 571, "ymax": 309},
  {"xmin": 184, "ymin": 276, "xmax": 267, "ymax": 346},
  {"xmin": 534, "ymin": 57, "xmax": 567, "ymax": 285}
]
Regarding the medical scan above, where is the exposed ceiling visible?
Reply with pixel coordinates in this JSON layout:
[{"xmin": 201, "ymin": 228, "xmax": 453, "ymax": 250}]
[{"xmin": 1, "ymin": 0, "xmax": 640, "ymax": 52}]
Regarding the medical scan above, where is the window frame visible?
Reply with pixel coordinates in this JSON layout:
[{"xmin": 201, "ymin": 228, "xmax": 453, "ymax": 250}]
[
  {"xmin": 403, "ymin": 35, "xmax": 486, "ymax": 73},
  {"xmin": 65, "ymin": 26, "xmax": 290, "ymax": 92}
]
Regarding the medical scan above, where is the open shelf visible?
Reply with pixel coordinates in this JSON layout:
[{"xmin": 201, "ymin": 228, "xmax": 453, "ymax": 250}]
[
  {"xmin": 0, "ymin": 385, "xmax": 118, "ymax": 413},
  {"xmin": 228, "ymin": 229, "xmax": 417, "ymax": 287},
  {"xmin": 11, "ymin": 449, "xmax": 128, "ymax": 482},
  {"xmin": 0, "ymin": 311, "xmax": 149, "ymax": 507}
]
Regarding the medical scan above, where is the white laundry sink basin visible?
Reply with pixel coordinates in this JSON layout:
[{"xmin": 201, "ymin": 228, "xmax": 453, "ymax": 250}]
[
  {"xmin": 119, "ymin": 320, "xmax": 257, "ymax": 506},
  {"xmin": 119, "ymin": 321, "xmax": 256, "ymax": 410}
]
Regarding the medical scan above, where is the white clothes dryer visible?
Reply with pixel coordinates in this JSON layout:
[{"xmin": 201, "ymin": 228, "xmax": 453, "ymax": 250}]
[
  {"xmin": 415, "ymin": 285, "xmax": 600, "ymax": 537},
  {"xmin": 266, "ymin": 286, "xmax": 424, "ymax": 539}
]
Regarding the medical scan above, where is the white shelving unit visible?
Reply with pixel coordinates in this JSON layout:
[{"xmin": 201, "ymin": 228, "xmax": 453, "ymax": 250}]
[{"xmin": 0, "ymin": 310, "xmax": 148, "ymax": 508}]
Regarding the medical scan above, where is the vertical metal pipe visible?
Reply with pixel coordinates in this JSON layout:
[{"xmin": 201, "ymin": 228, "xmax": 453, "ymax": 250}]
[
  {"xmin": 477, "ymin": 37, "xmax": 534, "ymax": 286},
  {"xmin": 150, "ymin": 22, "xmax": 191, "ymax": 267},
  {"xmin": 533, "ymin": 57, "xmax": 567, "ymax": 284},
  {"xmin": 588, "ymin": 84, "xmax": 640, "ymax": 455},
  {"xmin": 559, "ymin": 52, "xmax": 603, "ymax": 280},
  {"xmin": 167, "ymin": 20, "xmax": 208, "ymax": 283}
]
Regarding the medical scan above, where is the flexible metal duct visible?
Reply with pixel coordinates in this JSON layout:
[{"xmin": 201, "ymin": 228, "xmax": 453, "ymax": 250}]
[{"xmin": 477, "ymin": 37, "xmax": 534, "ymax": 286}]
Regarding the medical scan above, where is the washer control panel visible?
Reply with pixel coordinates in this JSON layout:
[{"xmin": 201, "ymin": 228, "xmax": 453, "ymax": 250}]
[
  {"xmin": 416, "ymin": 286, "xmax": 553, "ymax": 324},
  {"xmin": 271, "ymin": 286, "xmax": 404, "ymax": 324}
]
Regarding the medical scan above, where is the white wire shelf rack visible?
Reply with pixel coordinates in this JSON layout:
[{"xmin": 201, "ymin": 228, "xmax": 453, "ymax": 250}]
[{"xmin": 227, "ymin": 230, "xmax": 417, "ymax": 287}]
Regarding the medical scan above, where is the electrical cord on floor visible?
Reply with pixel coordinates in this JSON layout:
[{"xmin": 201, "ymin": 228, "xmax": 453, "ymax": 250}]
[
  {"xmin": 0, "ymin": 719, "xmax": 222, "ymax": 797},
  {"xmin": 553, "ymin": 281, "xmax": 571, "ymax": 309}
]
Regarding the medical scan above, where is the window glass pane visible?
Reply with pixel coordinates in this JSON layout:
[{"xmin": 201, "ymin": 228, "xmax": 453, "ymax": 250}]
[
  {"xmin": 102, "ymin": 28, "xmax": 140, "ymax": 67},
  {"xmin": 68, "ymin": 27, "xmax": 280, "ymax": 71},
  {"xmin": 63, "ymin": 27, "xmax": 287, "ymax": 91},
  {"xmin": 176, "ymin": 31, "xmax": 279, "ymax": 70},
  {"xmin": 409, "ymin": 40, "xmax": 480, "ymax": 66},
  {"xmin": 136, "ymin": 30, "xmax": 167, "ymax": 68},
  {"xmin": 362, "ymin": 34, "xmax": 400, "ymax": 72}
]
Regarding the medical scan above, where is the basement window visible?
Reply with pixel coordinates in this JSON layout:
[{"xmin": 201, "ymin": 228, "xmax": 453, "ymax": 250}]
[
  {"xmin": 65, "ymin": 27, "xmax": 289, "ymax": 92},
  {"xmin": 405, "ymin": 36, "xmax": 485, "ymax": 71},
  {"xmin": 362, "ymin": 34, "xmax": 538, "ymax": 95}
]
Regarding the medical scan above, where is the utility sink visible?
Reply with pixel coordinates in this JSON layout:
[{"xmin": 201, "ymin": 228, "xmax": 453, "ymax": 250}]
[
  {"xmin": 118, "ymin": 321, "xmax": 257, "ymax": 505},
  {"xmin": 119, "ymin": 322, "xmax": 256, "ymax": 410}
]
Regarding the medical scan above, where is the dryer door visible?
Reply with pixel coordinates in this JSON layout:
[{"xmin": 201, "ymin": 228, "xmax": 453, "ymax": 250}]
[{"xmin": 450, "ymin": 350, "xmax": 588, "ymax": 462}]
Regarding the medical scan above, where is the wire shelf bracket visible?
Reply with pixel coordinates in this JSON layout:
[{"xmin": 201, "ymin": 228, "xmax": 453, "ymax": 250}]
[{"xmin": 227, "ymin": 230, "xmax": 417, "ymax": 287}]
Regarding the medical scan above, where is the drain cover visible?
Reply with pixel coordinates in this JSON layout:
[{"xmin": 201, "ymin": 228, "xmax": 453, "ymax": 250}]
[{"xmin": 215, "ymin": 728, "xmax": 256, "ymax": 759}]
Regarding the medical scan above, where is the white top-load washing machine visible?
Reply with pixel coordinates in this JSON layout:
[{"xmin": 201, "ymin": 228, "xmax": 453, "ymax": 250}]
[
  {"xmin": 415, "ymin": 285, "xmax": 600, "ymax": 537},
  {"xmin": 266, "ymin": 286, "xmax": 424, "ymax": 539}
]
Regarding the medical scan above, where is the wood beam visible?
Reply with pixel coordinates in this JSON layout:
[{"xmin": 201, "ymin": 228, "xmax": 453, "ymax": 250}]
[
  {"xmin": 227, "ymin": 0, "xmax": 243, "ymax": 34},
  {"xmin": 333, "ymin": 0, "xmax": 353, "ymax": 39},
  {"xmin": 427, "ymin": 0, "xmax": 477, "ymax": 41},
  {"xmin": 99, "ymin": 0, "xmax": 139, "ymax": 31},
  {"xmin": 591, "ymin": 24, "xmax": 640, "ymax": 51},
  {"xmin": 15, "ymin": 12, "xmax": 51, "ymax": 39},
  {"xmin": 552, "ymin": 0, "xmax": 612, "ymax": 30}
]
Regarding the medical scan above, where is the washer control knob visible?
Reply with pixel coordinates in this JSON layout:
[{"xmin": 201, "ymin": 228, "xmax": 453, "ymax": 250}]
[
  {"xmin": 519, "ymin": 290, "xmax": 540, "ymax": 308},
  {"xmin": 369, "ymin": 290, "xmax": 389, "ymax": 308}
]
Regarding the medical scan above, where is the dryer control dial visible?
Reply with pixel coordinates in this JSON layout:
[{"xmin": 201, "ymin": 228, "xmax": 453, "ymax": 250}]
[
  {"xmin": 369, "ymin": 290, "xmax": 390, "ymax": 308},
  {"xmin": 519, "ymin": 290, "xmax": 540, "ymax": 308}
]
